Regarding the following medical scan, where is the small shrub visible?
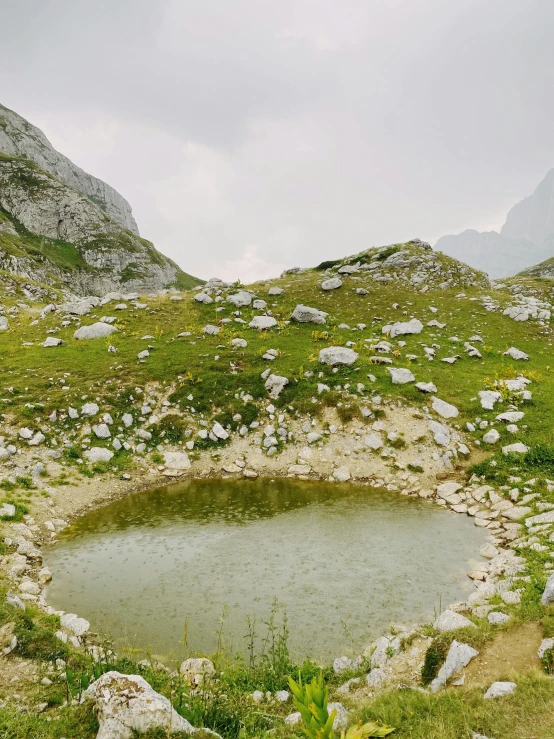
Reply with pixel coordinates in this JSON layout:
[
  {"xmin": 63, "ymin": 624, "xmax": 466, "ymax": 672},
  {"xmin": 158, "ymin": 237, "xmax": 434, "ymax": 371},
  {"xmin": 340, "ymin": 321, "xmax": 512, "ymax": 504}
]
[
  {"xmin": 541, "ymin": 647, "xmax": 554, "ymax": 674},
  {"xmin": 421, "ymin": 634, "xmax": 451, "ymax": 685},
  {"xmin": 13, "ymin": 613, "xmax": 68, "ymax": 661},
  {"xmin": 337, "ymin": 404, "xmax": 360, "ymax": 424},
  {"xmin": 315, "ymin": 259, "xmax": 342, "ymax": 271}
]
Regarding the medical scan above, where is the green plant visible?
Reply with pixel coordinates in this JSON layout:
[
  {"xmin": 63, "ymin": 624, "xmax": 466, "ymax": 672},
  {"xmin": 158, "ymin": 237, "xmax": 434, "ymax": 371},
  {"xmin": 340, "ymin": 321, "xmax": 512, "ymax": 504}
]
[
  {"xmin": 421, "ymin": 634, "xmax": 451, "ymax": 685},
  {"xmin": 288, "ymin": 672, "xmax": 336, "ymax": 739}
]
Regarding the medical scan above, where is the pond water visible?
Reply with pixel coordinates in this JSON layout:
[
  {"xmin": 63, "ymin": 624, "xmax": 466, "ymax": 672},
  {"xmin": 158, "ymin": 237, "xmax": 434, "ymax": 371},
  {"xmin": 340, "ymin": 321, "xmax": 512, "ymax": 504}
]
[{"xmin": 44, "ymin": 479, "xmax": 486, "ymax": 662}]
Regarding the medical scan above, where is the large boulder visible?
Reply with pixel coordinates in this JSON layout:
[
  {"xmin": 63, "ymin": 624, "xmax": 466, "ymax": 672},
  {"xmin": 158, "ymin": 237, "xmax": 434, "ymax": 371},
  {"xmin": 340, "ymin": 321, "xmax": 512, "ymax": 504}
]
[
  {"xmin": 319, "ymin": 347, "xmax": 358, "ymax": 366},
  {"xmin": 249, "ymin": 316, "xmax": 277, "ymax": 330},
  {"xmin": 434, "ymin": 610, "xmax": 476, "ymax": 632},
  {"xmin": 84, "ymin": 447, "xmax": 114, "ymax": 463},
  {"xmin": 321, "ymin": 277, "xmax": 342, "ymax": 291},
  {"xmin": 431, "ymin": 397, "xmax": 459, "ymax": 419},
  {"xmin": 388, "ymin": 367, "xmax": 415, "ymax": 384},
  {"xmin": 74, "ymin": 323, "xmax": 118, "ymax": 340},
  {"xmin": 382, "ymin": 318, "xmax": 423, "ymax": 338},
  {"xmin": 180, "ymin": 657, "xmax": 216, "ymax": 685},
  {"xmin": 163, "ymin": 452, "xmax": 191, "ymax": 472},
  {"xmin": 227, "ymin": 291, "xmax": 252, "ymax": 307},
  {"xmin": 84, "ymin": 671, "xmax": 205, "ymax": 739},
  {"xmin": 265, "ymin": 374, "xmax": 289, "ymax": 399},
  {"xmin": 430, "ymin": 641, "xmax": 478, "ymax": 692},
  {"xmin": 484, "ymin": 681, "xmax": 516, "ymax": 699},
  {"xmin": 291, "ymin": 304, "xmax": 328, "ymax": 324}
]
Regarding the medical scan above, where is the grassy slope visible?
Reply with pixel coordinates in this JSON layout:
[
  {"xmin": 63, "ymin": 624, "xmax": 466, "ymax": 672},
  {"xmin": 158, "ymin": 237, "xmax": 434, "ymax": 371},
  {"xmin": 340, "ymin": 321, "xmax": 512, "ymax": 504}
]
[{"xmin": 2, "ymin": 245, "xmax": 554, "ymax": 737}]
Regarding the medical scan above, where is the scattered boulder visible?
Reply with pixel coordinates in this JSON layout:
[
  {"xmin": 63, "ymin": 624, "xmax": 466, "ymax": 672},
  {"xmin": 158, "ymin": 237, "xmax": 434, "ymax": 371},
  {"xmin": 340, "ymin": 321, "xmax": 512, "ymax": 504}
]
[
  {"xmin": 382, "ymin": 318, "xmax": 423, "ymax": 338},
  {"xmin": 334, "ymin": 466, "xmax": 351, "ymax": 482},
  {"xmin": 319, "ymin": 347, "xmax": 358, "ymax": 366},
  {"xmin": 478, "ymin": 390, "xmax": 502, "ymax": 410},
  {"xmin": 416, "ymin": 381, "xmax": 437, "ymax": 393},
  {"xmin": 265, "ymin": 374, "xmax": 289, "ymax": 399},
  {"xmin": 321, "ymin": 277, "xmax": 342, "ymax": 291},
  {"xmin": 42, "ymin": 337, "xmax": 63, "ymax": 347},
  {"xmin": 180, "ymin": 657, "xmax": 216, "ymax": 684},
  {"xmin": 74, "ymin": 323, "xmax": 118, "ymax": 340},
  {"xmin": 434, "ymin": 610, "xmax": 476, "ymax": 632},
  {"xmin": 431, "ymin": 397, "xmax": 459, "ymax": 419},
  {"xmin": 502, "ymin": 443, "xmax": 529, "ymax": 455},
  {"xmin": 61, "ymin": 613, "xmax": 90, "ymax": 637},
  {"xmin": 194, "ymin": 292, "xmax": 213, "ymax": 304},
  {"xmin": 84, "ymin": 447, "xmax": 114, "ymax": 463},
  {"xmin": 291, "ymin": 304, "xmax": 328, "ymax": 324},
  {"xmin": 484, "ymin": 681, "xmax": 516, "ymax": 699},
  {"xmin": 388, "ymin": 367, "xmax": 415, "ymax": 384},
  {"xmin": 163, "ymin": 452, "xmax": 191, "ymax": 472},
  {"xmin": 249, "ymin": 316, "xmax": 277, "ymax": 330},
  {"xmin": 227, "ymin": 291, "xmax": 252, "ymax": 307},
  {"xmin": 483, "ymin": 429, "xmax": 500, "ymax": 444},
  {"xmin": 503, "ymin": 347, "xmax": 529, "ymax": 361}
]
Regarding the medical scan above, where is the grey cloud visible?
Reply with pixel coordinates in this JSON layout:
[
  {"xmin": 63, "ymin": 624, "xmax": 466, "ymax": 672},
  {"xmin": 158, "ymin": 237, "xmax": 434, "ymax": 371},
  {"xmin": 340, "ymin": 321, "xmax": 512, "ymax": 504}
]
[{"xmin": 1, "ymin": 0, "xmax": 553, "ymax": 280}]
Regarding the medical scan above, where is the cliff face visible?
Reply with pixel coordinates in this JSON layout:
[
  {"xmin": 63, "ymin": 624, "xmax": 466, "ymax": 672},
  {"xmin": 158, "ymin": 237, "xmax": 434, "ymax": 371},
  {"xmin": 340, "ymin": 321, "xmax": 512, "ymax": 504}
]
[
  {"xmin": 435, "ymin": 169, "xmax": 554, "ymax": 279},
  {"xmin": 501, "ymin": 169, "xmax": 554, "ymax": 245},
  {"xmin": 0, "ymin": 105, "xmax": 202, "ymax": 296},
  {"xmin": 0, "ymin": 104, "xmax": 138, "ymax": 234}
]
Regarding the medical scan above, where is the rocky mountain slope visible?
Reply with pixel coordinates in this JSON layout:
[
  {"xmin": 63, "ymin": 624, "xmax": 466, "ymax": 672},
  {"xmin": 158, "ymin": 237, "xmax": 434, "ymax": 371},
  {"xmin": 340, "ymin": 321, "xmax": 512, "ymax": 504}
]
[
  {"xmin": 435, "ymin": 169, "xmax": 554, "ymax": 279},
  {"xmin": 0, "ymin": 104, "xmax": 137, "ymax": 233},
  {"xmin": 2, "ymin": 239, "xmax": 554, "ymax": 737},
  {"xmin": 0, "ymin": 104, "xmax": 201, "ymax": 295}
]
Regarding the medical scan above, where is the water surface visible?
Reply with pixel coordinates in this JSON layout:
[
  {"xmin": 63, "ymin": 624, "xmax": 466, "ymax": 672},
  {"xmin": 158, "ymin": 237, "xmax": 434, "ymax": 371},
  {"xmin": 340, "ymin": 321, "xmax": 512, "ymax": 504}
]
[{"xmin": 45, "ymin": 479, "xmax": 485, "ymax": 661}]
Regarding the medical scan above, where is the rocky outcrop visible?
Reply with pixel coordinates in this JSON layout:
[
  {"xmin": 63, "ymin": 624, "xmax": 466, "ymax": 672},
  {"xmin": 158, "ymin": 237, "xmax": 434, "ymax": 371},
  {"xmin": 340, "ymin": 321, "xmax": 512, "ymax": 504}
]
[
  {"xmin": 0, "ymin": 155, "xmax": 198, "ymax": 295},
  {"xmin": 0, "ymin": 104, "xmax": 138, "ymax": 233}
]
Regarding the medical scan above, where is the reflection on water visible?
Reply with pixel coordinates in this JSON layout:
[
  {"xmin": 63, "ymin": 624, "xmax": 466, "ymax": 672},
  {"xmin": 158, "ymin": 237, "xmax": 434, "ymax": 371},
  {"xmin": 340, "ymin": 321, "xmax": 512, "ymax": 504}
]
[{"xmin": 44, "ymin": 479, "xmax": 486, "ymax": 662}]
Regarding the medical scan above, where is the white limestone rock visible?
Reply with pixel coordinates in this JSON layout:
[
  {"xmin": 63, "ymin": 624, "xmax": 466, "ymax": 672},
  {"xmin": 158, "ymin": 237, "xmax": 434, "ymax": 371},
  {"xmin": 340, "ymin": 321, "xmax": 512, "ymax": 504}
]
[
  {"xmin": 388, "ymin": 367, "xmax": 415, "ymax": 384},
  {"xmin": 382, "ymin": 318, "xmax": 423, "ymax": 338},
  {"xmin": 84, "ymin": 447, "xmax": 114, "ymax": 463},
  {"xmin": 227, "ymin": 291, "xmax": 252, "ymax": 307},
  {"xmin": 291, "ymin": 304, "xmax": 328, "ymax": 324},
  {"xmin": 430, "ymin": 641, "xmax": 478, "ymax": 692},
  {"xmin": 84, "ymin": 671, "xmax": 203, "ymax": 738},
  {"xmin": 503, "ymin": 347, "xmax": 529, "ymax": 361},
  {"xmin": 249, "ymin": 316, "xmax": 277, "ymax": 330},
  {"xmin": 416, "ymin": 381, "xmax": 437, "ymax": 393},
  {"xmin": 484, "ymin": 681, "xmax": 516, "ymax": 699},
  {"xmin": 265, "ymin": 374, "xmax": 289, "ymax": 399},
  {"xmin": 431, "ymin": 397, "xmax": 459, "ymax": 419},
  {"xmin": 319, "ymin": 346, "xmax": 358, "ymax": 366},
  {"xmin": 74, "ymin": 323, "xmax": 118, "ymax": 340},
  {"xmin": 434, "ymin": 610, "xmax": 476, "ymax": 632},
  {"xmin": 163, "ymin": 452, "xmax": 191, "ymax": 471},
  {"xmin": 321, "ymin": 277, "xmax": 342, "ymax": 291}
]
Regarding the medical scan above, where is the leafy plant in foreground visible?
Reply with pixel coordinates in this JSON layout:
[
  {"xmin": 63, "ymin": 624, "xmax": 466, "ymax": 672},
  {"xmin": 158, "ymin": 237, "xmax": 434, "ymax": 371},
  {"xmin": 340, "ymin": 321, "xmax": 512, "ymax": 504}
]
[{"xmin": 288, "ymin": 673, "xmax": 395, "ymax": 738}]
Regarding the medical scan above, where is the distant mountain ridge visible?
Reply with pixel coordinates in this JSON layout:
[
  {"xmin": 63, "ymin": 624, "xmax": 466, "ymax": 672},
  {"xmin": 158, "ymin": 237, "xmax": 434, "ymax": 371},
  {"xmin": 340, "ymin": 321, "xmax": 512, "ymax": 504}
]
[
  {"xmin": 435, "ymin": 169, "xmax": 554, "ymax": 279},
  {"xmin": 0, "ymin": 104, "xmax": 201, "ymax": 295}
]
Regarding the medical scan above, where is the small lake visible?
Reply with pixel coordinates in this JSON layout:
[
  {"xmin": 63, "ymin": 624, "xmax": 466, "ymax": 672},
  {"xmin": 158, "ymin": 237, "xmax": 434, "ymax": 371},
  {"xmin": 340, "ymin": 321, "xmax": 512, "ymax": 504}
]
[{"xmin": 44, "ymin": 479, "xmax": 486, "ymax": 662}]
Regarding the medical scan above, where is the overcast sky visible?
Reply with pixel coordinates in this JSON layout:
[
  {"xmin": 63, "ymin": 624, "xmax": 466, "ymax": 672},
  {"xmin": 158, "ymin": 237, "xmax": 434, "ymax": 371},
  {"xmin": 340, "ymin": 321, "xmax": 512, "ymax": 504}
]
[{"xmin": 2, "ymin": 0, "xmax": 554, "ymax": 282}]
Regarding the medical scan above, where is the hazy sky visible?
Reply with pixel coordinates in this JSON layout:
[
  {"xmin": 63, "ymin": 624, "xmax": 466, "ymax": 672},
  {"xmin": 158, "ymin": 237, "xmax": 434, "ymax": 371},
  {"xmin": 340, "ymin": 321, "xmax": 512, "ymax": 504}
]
[{"xmin": 2, "ymin": 0, "xmax": 554, "ymax": 282}]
